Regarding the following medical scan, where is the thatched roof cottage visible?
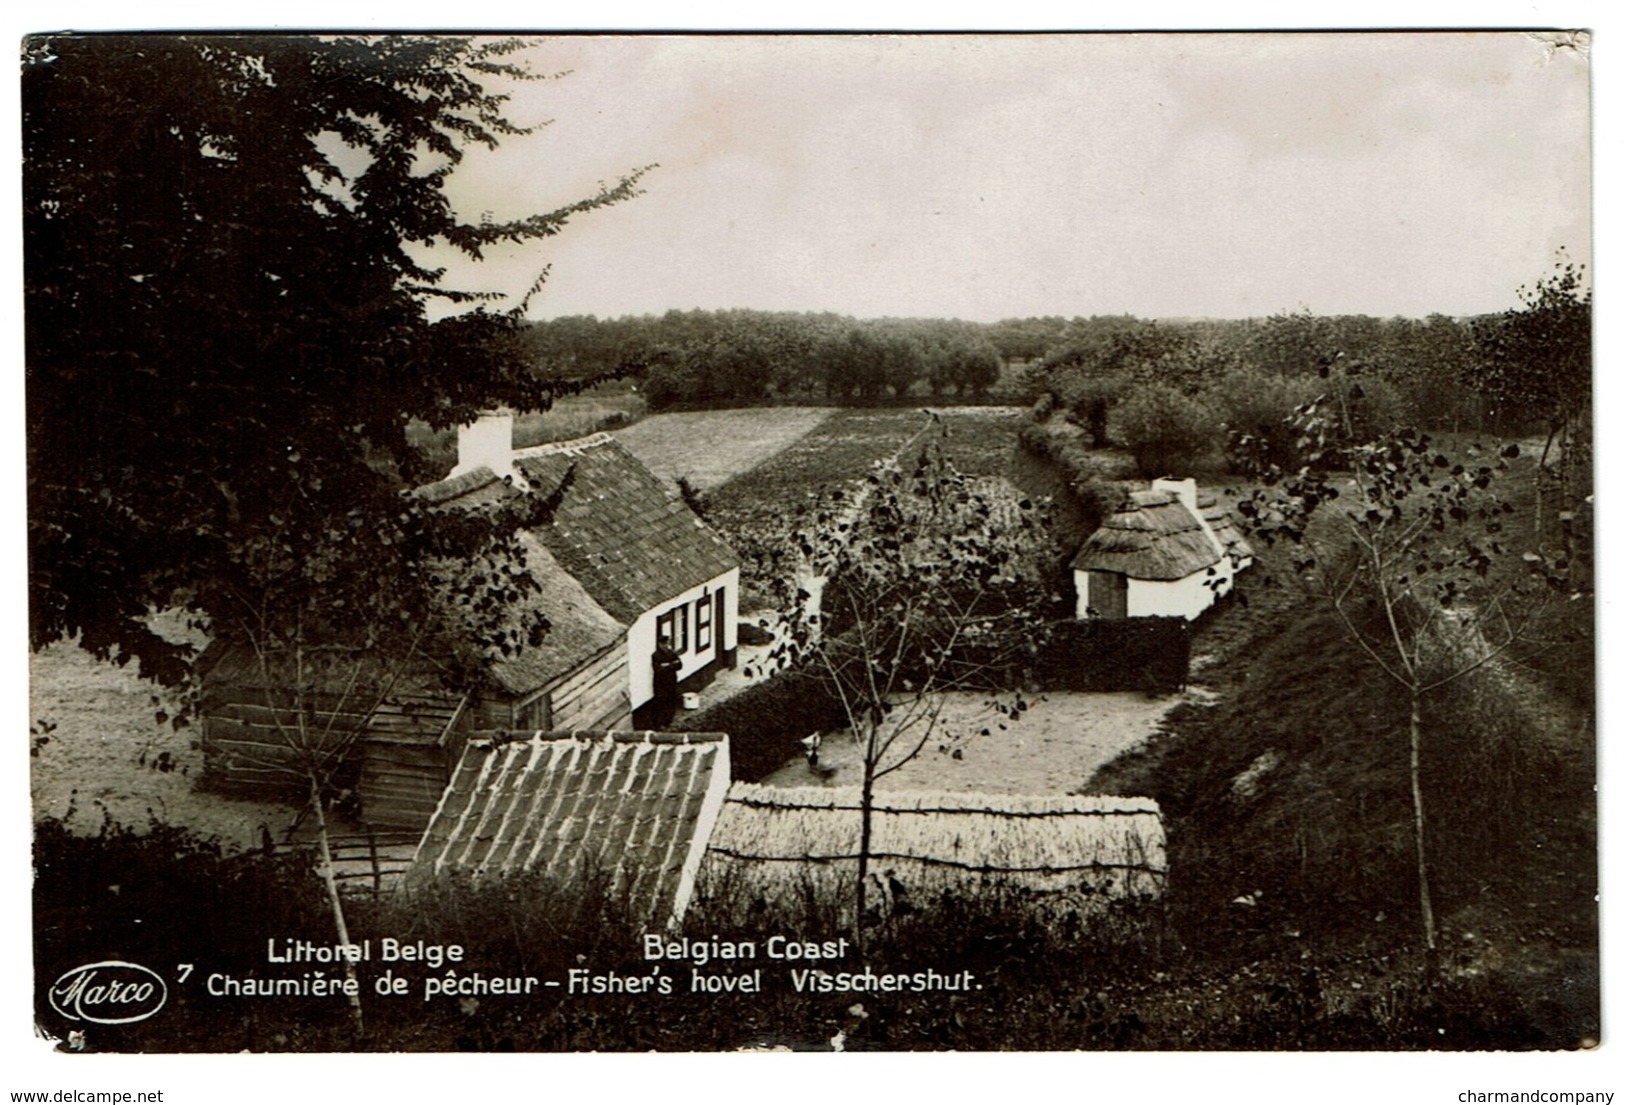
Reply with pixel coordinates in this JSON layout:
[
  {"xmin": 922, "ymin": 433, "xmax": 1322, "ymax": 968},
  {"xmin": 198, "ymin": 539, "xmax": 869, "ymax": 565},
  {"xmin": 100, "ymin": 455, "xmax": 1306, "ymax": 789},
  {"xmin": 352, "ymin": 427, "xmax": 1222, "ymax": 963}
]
[
  {"xmin": 202, "ymin": 415, "xmax": 741, "ymax": 830},
  {"xmin": 418, "ymin": 416, "xmax": 742, "ymax": 729},
  {"xmin": 1070, "ymin": 477, "xmax": 1253, "ymax": 620}
]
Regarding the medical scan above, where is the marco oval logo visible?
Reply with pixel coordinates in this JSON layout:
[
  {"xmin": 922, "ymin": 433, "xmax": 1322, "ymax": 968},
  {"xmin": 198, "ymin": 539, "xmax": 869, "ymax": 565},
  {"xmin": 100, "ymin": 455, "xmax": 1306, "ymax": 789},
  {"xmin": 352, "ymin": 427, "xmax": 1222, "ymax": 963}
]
[{"xmin": 48, "ymin": 961, "xmax": 167, "ymax": 1025}]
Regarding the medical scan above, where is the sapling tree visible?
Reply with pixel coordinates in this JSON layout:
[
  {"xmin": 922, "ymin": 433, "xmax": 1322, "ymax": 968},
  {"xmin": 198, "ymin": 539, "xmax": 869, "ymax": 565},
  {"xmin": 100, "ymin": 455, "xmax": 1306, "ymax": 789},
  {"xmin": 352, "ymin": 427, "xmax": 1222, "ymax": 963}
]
[
  {"xmin": 748, "ymin": 417, "xmax": 1051, "ymax": 947},
  {"xmin": 208, "ymin": 478, "xmax": 568, "ymax": 1042},
  {"xmin": 1235, "ymin": 391, "xmax": 1548, "ymax": 959}
]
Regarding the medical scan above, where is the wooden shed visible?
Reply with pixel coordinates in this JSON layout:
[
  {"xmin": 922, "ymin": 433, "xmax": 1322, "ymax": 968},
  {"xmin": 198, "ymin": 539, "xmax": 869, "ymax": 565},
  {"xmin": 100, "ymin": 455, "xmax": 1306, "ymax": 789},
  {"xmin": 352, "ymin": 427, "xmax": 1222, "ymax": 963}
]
[{"xmin": 197, "ymin": 644, "xmax": 470, "ymax": 822}]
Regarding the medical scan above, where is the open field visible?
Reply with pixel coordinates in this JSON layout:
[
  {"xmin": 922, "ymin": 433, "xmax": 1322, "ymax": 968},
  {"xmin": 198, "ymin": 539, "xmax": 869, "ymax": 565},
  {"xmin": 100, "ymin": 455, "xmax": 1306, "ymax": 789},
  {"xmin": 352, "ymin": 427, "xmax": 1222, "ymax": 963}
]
[
  {"xmin": 612, "ymin": 406, "xmax": 835, "ymax": 490},
  {"xmin": 30, "ymin": 639, "xmax": 295, "ymax": 850}
]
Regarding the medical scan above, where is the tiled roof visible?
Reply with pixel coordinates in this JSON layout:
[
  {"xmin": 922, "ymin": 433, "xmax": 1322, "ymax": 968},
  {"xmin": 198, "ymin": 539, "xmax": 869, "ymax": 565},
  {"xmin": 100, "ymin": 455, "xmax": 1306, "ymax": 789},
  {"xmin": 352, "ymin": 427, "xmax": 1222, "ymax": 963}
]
[
  {"xmin": 485, "ymin": 536, "xmax": 625, "ymax": 697},
  {"xmin": 411, "ymin": 468, "xmax": 628, "ymax": 697},
  {"xmin": 696, "ymin": 784, "xmax": 1166, "ymax": 925},
  {"xmin": 414, "ymin": 465, "xmax": 517, "ymax": 508},
  {"xmin": 514, "ymin": 434, "xmax": 740, "ymax": 623},
  {"xmin": 411, "ymin": 730, "xmax": 731, "ymax": 928}
]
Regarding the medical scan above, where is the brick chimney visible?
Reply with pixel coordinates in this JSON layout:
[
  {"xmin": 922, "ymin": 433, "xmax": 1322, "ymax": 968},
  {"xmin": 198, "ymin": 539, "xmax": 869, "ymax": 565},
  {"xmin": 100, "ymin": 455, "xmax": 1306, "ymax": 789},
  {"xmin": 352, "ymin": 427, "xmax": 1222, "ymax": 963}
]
[
  {"xmin": 451, "ymin": 410, "xmax": 515, "ymax": 480},
  {"xmin": 1151, "ymin": 476, "xmax": 1199, "ymax": 514}
]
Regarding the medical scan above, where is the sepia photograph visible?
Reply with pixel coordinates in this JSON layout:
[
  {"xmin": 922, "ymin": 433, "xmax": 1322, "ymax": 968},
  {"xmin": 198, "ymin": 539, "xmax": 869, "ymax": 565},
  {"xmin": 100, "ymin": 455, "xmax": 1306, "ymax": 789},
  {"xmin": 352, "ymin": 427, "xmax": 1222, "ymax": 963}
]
[{"xmin": 16, "ymin": 15, "xmax": 1602, "ymax": 1087}]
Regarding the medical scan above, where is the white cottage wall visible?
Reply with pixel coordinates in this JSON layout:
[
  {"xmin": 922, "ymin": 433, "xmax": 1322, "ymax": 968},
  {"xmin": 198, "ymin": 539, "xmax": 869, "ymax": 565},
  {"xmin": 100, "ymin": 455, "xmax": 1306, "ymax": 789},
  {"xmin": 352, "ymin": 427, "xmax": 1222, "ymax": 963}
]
[{"xmin": 627, "ymin": 567, "xmax": 740, "ymax": 708}]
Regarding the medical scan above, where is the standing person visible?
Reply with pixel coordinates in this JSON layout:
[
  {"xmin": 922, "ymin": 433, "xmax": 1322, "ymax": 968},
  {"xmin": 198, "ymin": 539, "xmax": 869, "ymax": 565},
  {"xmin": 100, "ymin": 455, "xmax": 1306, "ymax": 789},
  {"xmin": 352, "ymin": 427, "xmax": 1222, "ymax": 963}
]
[{"xmin": 651, "ymin": 634, "xmax": 682, "ymax": 728}]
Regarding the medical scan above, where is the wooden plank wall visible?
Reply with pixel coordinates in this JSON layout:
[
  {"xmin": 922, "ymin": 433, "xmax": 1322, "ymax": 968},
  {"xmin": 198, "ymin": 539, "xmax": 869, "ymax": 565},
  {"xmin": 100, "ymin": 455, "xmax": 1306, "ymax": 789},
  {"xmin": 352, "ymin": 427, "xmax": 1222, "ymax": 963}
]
[
  {"xmin": 201, "ymin": 709, "xmax": 356, "ymax": 802},
  {"xmin": 550, "ymin": 645, "xmax": 631, "ymax": 731},
  {"xmin": 359, "ymin": 695, "xmax": 466, "ymax": 831}
]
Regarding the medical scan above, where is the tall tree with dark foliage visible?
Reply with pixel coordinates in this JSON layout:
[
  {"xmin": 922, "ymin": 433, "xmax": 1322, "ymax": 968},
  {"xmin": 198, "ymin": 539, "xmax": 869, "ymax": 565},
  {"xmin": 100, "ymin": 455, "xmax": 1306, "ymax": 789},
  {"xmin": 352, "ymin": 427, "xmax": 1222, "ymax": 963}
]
[{"xmin": 25, "ymin": 34, "xmax": 647, "ymax": 685}]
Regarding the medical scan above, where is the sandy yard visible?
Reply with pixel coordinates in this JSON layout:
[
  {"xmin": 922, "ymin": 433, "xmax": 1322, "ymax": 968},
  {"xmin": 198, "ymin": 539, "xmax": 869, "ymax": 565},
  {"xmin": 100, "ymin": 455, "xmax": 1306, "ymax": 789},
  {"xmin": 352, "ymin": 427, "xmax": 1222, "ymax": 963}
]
[
  {"xmin": 612, "ymin": 407, "xmax": 836, "ymax": 490},
  {"xmin": 757, "ymin": 689, "xmax": 1184, "ymax": 797}
]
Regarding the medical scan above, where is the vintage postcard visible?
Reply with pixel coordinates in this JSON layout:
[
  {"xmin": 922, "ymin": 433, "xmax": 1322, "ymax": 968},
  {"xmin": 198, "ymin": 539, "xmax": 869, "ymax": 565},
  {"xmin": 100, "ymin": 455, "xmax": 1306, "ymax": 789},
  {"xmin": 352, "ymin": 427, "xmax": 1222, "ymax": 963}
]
[{"xmin": 17, "ymin": 23, "xmax": 1601, "ymax": 1095}]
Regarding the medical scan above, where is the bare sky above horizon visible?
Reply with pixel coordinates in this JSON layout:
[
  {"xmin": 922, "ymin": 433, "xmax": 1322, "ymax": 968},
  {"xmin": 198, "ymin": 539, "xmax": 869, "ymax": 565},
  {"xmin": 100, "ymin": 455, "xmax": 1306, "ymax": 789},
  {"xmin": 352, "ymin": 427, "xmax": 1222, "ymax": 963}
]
[{"xmin": 425, "ymin": 31, "xmax": 1591, "ymax": 324}]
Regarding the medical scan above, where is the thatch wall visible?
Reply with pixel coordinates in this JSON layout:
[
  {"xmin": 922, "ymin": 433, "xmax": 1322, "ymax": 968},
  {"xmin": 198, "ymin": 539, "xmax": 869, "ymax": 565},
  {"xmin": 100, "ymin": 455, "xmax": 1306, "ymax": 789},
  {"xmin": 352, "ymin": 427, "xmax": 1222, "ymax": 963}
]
[{"xmin": 696, "ymin": 784, "xmax": 1165, "ymax": 928}]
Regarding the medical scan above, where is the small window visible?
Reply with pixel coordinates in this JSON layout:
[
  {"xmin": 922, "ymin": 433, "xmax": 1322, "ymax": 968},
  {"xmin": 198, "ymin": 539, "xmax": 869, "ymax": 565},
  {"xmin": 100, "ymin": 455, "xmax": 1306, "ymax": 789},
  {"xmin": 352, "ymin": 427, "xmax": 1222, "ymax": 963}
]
[
  {"xmin": 657, "ymin": 604, "xmax": 688, "ymax": 653},
  {"xmin": 695, "ymin": 594, "xmax": 713, "ymax": 651},
  {"xmin": 515, "ymin": 693, "xmax": 551, "ymax": 731}
]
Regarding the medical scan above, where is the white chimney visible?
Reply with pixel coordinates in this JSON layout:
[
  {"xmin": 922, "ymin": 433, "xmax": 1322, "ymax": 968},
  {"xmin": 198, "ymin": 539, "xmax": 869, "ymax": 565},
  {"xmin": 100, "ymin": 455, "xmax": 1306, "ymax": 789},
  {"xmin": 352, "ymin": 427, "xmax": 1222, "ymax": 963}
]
[
  {"xmin": 1151, "ymin": 476, "xmax": 1199, "ymax": 514},
  {"xmin": 451, "ymin": 410, "xmax": 515, "ymax": 479}
]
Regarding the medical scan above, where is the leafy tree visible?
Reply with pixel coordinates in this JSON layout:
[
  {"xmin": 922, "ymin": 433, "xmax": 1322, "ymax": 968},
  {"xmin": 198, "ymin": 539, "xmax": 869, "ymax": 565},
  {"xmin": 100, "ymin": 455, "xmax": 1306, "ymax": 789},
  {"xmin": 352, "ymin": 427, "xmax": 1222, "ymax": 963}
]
[
  {"xmin": 1115, "ymin": 383, "xmax": 1222, "ymax": 476},
  {"xmin": 1243, "ymin": 307, "xmax": 1333, "ymax": 377},
  {"xmin": 1215, "ymin": 367, "xmax": 1320, "ymax": 473},
  {"xmin": 750, "ymin": 421, "xmax": 1050, "ymax": 947},
  {"xmin": 25, "ymin": 34, "xmax": 647, "ymax": 684},
  {"xmin": 1470, "ymin": 258, "xmax": 1592, "ymax": 563},
  {"xmin": 1033, "ymin": 318, "xmax": 1185, "ymax": 445}
]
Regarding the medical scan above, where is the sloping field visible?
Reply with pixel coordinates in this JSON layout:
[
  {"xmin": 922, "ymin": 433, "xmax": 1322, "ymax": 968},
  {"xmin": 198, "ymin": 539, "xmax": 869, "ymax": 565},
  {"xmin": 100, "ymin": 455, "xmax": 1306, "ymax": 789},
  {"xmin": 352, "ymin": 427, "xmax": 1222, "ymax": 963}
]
[
  {"xmin": 612, "ymin": 407, "xmax": 835, "ymax": 490},
  {"xmin": 30, "ymin": 639, "xmax": 295, "ymax": 849}
]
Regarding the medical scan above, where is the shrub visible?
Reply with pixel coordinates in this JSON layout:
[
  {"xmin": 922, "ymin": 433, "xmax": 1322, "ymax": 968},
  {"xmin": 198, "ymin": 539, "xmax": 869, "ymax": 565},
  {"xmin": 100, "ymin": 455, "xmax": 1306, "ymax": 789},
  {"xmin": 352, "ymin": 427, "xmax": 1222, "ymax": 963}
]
[
  {"xmin": 672, "ymin": 668, "xmax": 847, "ymax": 781},
  {"xmin": 1214, "ymin": 368, "xmax": 1319, "ymax": 472},
  {"xmin": 33, "ymin": 816, "xmax": 335, "ymax": 1051},
  {"xmin": 1115, "ymin": 383, "xmax": 1222, "ymax": 476}
]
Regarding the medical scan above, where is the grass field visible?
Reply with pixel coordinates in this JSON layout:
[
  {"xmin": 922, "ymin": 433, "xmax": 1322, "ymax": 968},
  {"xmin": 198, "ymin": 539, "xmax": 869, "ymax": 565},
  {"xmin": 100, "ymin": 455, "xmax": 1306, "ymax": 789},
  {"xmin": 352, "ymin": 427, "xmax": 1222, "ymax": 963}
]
[
  {"xmin": 30, "ymin": 638, "xmax": 294, "ymax": 849},
  {"xmin": 612, "ymin": 407, "xmax": 835, "ymax": 490},
  {"xmin": 407, "ymin": 382, "xmax": 649, "ymax": 473}
]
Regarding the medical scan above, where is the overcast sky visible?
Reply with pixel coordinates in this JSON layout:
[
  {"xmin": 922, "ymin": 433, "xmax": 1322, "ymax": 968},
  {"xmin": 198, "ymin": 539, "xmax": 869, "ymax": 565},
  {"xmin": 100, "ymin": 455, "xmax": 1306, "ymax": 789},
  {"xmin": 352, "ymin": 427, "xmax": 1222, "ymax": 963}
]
[{"xmin": 425, "ymin": 31, "xmax": 1591, "ymax": 324}]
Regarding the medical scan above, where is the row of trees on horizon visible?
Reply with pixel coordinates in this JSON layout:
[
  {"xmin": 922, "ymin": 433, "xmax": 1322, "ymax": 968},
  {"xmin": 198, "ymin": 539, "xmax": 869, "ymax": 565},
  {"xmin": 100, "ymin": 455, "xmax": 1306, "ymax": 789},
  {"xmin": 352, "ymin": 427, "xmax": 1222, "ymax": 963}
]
[{"xmin": 517, "ymin": 289, "xmax": 1587, "ymax": 442}]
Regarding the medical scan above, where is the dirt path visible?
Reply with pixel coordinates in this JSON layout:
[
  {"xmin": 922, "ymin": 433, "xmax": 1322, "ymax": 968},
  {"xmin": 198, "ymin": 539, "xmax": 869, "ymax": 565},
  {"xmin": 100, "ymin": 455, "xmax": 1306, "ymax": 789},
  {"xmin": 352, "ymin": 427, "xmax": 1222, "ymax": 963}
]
[{"xmin": 758, "ymin": 689, "xmax": 1185, "ymax": 796}]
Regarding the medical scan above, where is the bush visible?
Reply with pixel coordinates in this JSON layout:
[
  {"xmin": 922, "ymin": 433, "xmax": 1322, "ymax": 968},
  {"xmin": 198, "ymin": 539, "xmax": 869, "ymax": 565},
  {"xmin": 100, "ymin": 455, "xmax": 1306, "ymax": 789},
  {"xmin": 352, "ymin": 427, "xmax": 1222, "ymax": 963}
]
[
  {"xmin": 1115, "ymin": 383, "xmax": 1222, "ymax": 476},
  {"xmin": 1036, "ymin": 617, "xmax": 1191, "ymax": 693},
  {"xmin": 672, "ymin": 668, "xmax": 846, "ymax": 781},
  {"xmin": 33, "ymin": 816, "xmax": 336, "ymax": 1051},
  {"xmin": 1214, "ymin": 368, "xmax": 1319, "ymax": 473}
]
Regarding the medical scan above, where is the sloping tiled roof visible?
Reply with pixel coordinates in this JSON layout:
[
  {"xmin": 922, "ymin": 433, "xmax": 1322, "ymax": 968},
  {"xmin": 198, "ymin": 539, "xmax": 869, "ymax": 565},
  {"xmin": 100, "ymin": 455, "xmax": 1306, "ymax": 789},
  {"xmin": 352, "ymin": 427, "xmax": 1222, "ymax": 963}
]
[
  {"xmin": 411, "ymin": 730, "xmax": 731, "ymax": 928},
  {"xmin": 414, "ymin": 465, "xmax": 518, "ymax": 508},
  {"xmin": 513, "ymin": 434, "xmax": 740, "ymax": 623},
  {"xmin": 484, "ymin": 536, "xmax": 625, "ymax": 697},
  {"xmin": 695, "ymin": 784, "xmax": 1165, "ymax": 926},
  {"xmin": 1070, "ymin": 490, "xmax": 1221, "ymax": 581}
]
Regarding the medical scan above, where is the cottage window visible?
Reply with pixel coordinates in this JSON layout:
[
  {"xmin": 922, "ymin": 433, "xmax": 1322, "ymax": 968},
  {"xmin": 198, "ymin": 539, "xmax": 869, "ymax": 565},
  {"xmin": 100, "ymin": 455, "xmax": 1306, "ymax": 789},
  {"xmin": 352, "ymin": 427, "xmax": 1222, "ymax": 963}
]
[
  {"xmin": 657, "ymin": 605, "xmax": 688, "ymax": 653},
  {"xmin": 514, "ymin": 693, "xmax": 552, "ymax": 731},
  {"xmin": 695, "ymin": 594, "xmax": 713, "ymax": 651}
]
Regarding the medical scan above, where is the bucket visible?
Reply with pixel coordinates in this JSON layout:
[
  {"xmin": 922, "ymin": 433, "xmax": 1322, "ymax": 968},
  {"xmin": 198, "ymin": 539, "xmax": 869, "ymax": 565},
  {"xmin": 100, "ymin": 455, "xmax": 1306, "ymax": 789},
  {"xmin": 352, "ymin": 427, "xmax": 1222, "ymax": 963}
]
[{"xmin": 681, "ymin": 692, "xmax": 700, "ymax": 711}]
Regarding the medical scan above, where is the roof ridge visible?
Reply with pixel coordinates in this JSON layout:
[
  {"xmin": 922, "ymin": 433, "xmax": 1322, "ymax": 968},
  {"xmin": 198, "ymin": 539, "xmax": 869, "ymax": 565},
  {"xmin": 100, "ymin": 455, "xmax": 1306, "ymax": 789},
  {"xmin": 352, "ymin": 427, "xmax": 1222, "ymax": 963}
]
[
  {"xmin": 413, "ymin": 464, "xmax": 505, "ymax": 505},
  {"xmin": 470, "ymin": 729, "xmax": 727, "ymax": 750},
  {"xmin": 513, "ymin": 431, "xmax": 615, "ymax": 460},
  {"xmin": 725, "ymin": 782, "xmax": 1160, "ymax": 814}
]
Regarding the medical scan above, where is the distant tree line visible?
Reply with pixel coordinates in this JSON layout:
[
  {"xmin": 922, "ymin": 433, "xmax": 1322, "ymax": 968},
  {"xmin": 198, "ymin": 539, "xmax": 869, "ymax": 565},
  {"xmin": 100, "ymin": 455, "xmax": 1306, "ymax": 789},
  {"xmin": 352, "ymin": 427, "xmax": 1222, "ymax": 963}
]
[
  {"xmin": 1011, "ymin": 284, "xmax": 1588, "ymax": 477},
  {"xmin": 517, "ymin": 294, "xmax": 1586, "ymax": 441},
  {"xmin": 519, "ymin": 310, "xmax": 1002, "ymax": 406}
]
